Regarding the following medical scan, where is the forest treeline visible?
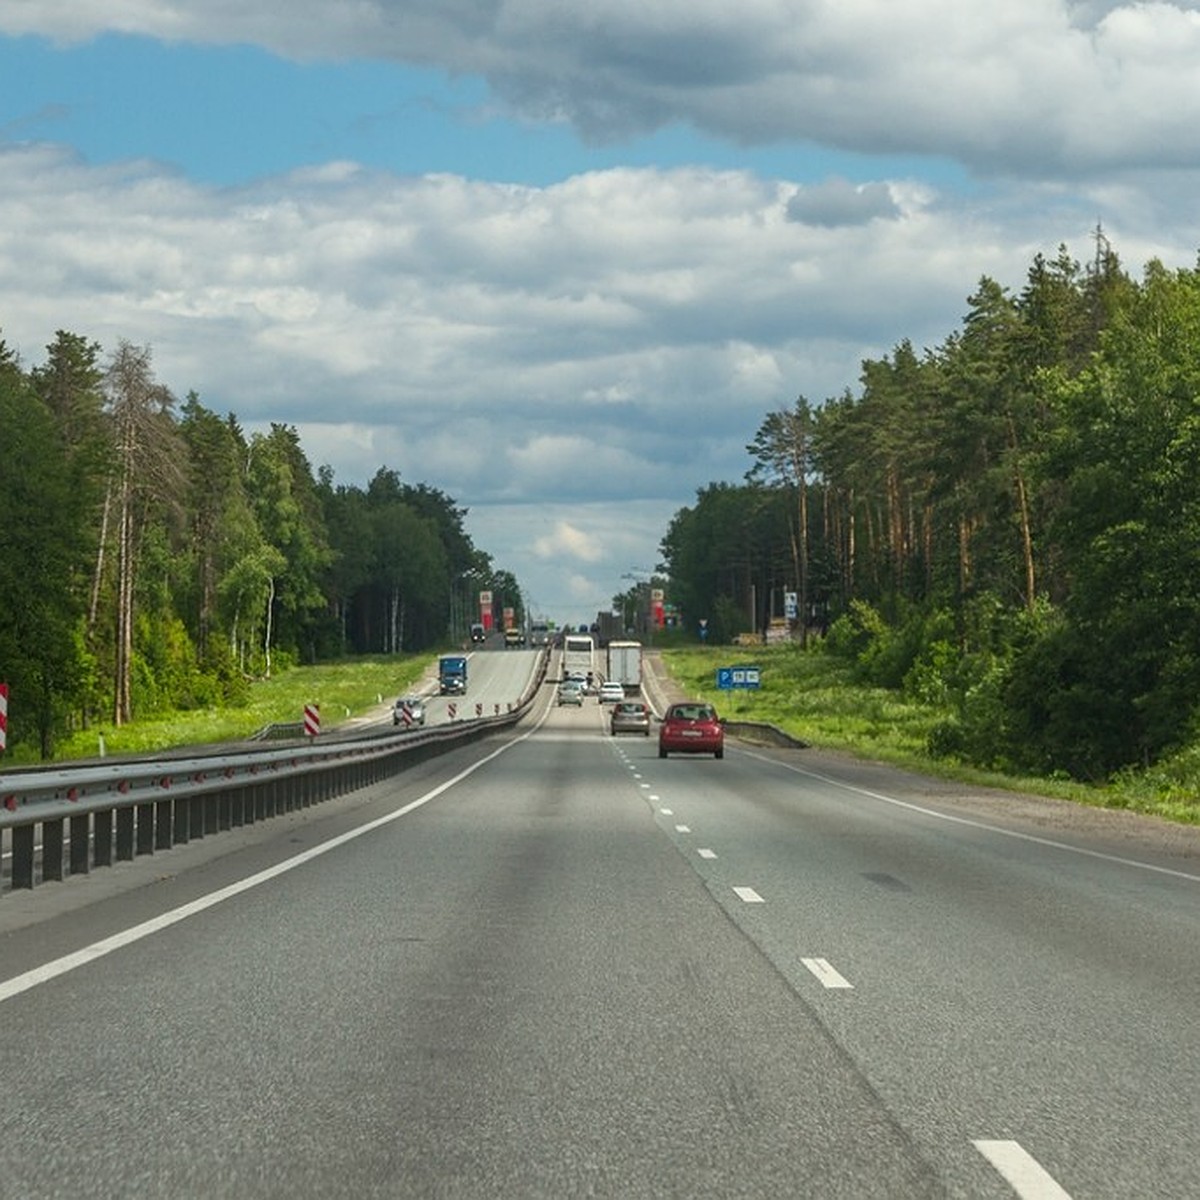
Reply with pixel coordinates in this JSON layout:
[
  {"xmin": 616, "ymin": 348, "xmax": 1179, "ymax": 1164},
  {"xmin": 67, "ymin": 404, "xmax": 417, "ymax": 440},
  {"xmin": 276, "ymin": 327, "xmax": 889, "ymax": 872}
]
[
  {"xmin": 0, "ymin": 335, "xmax": 518, "ymax": 758},
  {"xmin": 659, "ymin": 234, "xmax": 1200, "ymax": 782}
]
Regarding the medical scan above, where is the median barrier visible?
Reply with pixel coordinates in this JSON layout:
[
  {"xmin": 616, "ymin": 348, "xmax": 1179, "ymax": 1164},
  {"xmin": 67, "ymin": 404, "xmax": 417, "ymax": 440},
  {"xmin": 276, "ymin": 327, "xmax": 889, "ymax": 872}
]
[{"xmin": 0, "ymin": 684, "xmax": 538, "ymax": 894}]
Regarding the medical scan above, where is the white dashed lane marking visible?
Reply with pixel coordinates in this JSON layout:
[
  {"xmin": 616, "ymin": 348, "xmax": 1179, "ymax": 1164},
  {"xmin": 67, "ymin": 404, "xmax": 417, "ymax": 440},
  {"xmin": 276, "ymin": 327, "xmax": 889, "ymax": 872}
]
[
  {"xmin": 697, "ymin": 849, "xmax": 717, "ymax": 859},
  {"xmin": 973, "ymin": 1140, "xmax": 1073, "ymax": 1199},
  {"xmin": 733, "ymin": 886, "xmax": 764, "ymax": 903},
  {"xmin": 801, "ymin": 957, "xmax": 854, "ymax": 989}
]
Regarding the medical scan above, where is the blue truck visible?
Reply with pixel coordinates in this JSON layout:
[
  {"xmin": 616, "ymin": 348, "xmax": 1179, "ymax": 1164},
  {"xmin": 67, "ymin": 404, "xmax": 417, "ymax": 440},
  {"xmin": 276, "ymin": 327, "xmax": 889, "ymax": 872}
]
[{"xmin": 438, "ymin": 654, "xmax": 468, "ymax": 695}]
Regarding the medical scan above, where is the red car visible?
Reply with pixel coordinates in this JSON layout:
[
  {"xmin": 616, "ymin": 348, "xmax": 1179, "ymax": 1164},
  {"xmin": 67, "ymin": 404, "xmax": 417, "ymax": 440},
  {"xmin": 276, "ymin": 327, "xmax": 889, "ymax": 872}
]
[{"xmin": 658, "ymin": 702, "xmax": 724, "ymax": 759}]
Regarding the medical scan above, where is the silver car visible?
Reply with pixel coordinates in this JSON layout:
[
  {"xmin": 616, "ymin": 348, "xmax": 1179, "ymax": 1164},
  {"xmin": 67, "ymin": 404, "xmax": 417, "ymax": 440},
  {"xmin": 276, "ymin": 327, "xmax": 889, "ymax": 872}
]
[
  {"xmin": 610, "ymin": 700, "xmax": 651, "ymax": 736},
  {"xmin": 393, "ymin": 696, "xmax": 427, "ymax": 727},
  {"xmin": 557, "ymin": 680, "xmax": 585, "ymax": 706}
]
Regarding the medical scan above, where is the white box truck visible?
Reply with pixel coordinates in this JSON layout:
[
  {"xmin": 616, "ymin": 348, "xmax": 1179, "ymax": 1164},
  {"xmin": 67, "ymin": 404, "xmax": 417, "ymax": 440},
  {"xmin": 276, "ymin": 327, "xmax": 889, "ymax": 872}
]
[{"xmin": 606, "ymin": 640, "xmax": 642, "ymax": 694}]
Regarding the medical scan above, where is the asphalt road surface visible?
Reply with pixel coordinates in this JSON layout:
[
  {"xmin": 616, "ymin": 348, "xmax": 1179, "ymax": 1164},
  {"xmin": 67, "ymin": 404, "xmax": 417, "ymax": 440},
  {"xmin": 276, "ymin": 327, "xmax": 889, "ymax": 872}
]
[{"xmin": 1, "ymin": 675, "xmax": 1197, "ymax": 1198}]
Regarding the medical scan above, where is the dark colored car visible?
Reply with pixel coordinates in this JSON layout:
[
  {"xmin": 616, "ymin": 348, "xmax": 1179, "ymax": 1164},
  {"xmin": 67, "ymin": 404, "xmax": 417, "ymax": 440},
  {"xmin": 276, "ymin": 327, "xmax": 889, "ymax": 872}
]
[
  {"xmin": 658, "ymin": 702, "xmax": 724, "ymax": 758},
  {"xmin": 611, "ymin": 700, "xmax": 651, "ymax": 736}
]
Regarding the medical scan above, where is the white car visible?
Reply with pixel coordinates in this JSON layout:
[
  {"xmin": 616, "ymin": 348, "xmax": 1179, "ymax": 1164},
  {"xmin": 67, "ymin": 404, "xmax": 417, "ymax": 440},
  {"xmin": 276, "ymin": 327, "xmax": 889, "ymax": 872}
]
[
  {"xmin": 598, "ymin": 681, "xmax": 626, "ymax": 704},
  {"xmin": 393, "ymin": 696, "xmax": 426, "ymax": 727}
]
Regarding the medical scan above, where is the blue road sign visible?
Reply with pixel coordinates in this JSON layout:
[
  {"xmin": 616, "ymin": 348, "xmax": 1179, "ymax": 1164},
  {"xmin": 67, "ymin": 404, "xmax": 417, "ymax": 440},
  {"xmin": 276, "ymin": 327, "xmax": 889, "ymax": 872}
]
[{"xmin": 717, "ymin": 665, "xmax": 761, "ymax": 690}]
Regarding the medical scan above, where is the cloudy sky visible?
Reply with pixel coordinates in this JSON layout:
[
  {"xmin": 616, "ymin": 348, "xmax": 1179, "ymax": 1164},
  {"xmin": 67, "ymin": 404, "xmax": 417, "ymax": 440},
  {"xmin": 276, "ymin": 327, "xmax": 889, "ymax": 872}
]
[{"xmin": 2, "ymin": 2, "xmax": 1200, "ymax": 627}]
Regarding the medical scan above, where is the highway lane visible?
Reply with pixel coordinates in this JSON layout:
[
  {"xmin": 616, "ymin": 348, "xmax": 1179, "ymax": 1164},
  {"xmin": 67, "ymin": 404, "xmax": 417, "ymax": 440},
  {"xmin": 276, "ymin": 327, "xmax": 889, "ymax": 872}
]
[
  {"xmin": 1, "ymin": 682, "xmax": 1197, "ymax": 1197},
  {"xmin": 0, "ymin": 647, "xmax": 543, "ymax": 887},
  {"xmin": 364, "ymin": 645, "xmax": 543, "ymax": 729},
  {"xmin": 619, "ymin": 736, "xmax": 1200, "ymax": 1198}
]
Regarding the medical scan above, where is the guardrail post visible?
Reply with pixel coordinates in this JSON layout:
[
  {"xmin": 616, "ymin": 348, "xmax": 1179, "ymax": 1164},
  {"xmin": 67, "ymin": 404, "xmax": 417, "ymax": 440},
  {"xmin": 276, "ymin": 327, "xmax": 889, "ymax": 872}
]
[
  {"xmin": 137, "ymin": 802, "xmax": 155, "ymax": 856},
  {"xmin": 155, "ymin": 799, "xmax": 173, "ymax": 850},
  {"xmin": 116, "ymin": 806, "xmax": 135, "ymax": 860},
  {"xmin": 11, "ymin": 825, "xmax": 34, "ymax": 889},
  {"xmin": 43, "ymin": 818, "xmax": 65, "ymax": 882},
  {"xmin": 95, "ymin": 809, "xmax": 115, "ymax": 868},
  {"xmin": 189, "ymin": 796, "xmax": 205, "ymax": 839},
  {"xmin": 173, "ymin": 797, "xmax": 189, "ymax": 845},
  {"xmin": 70, "ymin": 813, "xmax": 90, "ymax": 875}
]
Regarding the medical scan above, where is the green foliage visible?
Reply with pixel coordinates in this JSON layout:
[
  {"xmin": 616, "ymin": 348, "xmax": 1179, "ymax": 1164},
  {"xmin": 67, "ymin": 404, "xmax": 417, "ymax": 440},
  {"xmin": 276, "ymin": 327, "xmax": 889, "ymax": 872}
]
[
  {"xmin": 0, "ymin": 354, "xmax": 89, "ymax": 756},
  {"xmin": 660, "ymin": 645, "xmax": 1200, "ymax": 824},
  {"xmin": 823, "ymin": 599, "xmax": 886, "ymax": 662},
  {"xmin": 711, "ymin": 595, "xmax": 750, "ymax": 644},
  {"xmin": 661, "ymin": 234, "xmax": 1200, "ymax": 784},
  {"xmin": 0, "ymin": 330, "xmax": 513, "ymax": 757},
  {"xmin": 48, "ymin": 656, "xmax": 431, "ymax": 761},
  {"xmin": 823, "ymin": 600, "xmax": 953, "ymax": 691}
]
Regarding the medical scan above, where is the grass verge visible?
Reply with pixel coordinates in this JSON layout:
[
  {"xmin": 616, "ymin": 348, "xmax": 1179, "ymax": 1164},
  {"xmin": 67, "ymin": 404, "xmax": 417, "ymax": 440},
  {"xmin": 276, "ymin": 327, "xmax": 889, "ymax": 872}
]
[
  {"xmin": 12, "ymin": 644, "xmax": 1199, "ymax": 826},
  {"xmin": 660, "ymin": 644, "xmax": 1200, "ymax": 826},
  {"xmin": 44, "ymin": 656, "xmax": 433, "ymax": 763}
]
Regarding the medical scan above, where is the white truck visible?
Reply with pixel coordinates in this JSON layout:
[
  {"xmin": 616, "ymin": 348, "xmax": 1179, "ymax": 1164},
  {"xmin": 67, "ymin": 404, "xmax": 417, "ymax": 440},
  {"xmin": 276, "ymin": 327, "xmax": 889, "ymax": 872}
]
[
  {"xmin": 562, "ymin": 633, "xmax": 595, "ymax": 685},
  {"xmin": 606, "ymin": 640, "xmax": 643, "ymax": 694}
]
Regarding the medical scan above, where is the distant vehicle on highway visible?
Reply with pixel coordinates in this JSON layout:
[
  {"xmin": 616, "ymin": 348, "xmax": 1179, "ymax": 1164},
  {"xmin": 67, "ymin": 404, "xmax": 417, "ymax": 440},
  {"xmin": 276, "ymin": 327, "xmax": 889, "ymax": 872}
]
[
  {"xmin": 504, "ymin": 626, "xmax": 525, "ymax": 647},
  {"xmin": 393, "ymin": 696, "xmax": 426, "ymax": 727},
  {"xmin": 470, "ymin": 623, "xmax": 487, "ymax": 643},
  {"xmin": 598, "ymin": 681, "xmax": 625, "ymax": 704},
  {"xmin": 557, "ymin": 679, "xmax": 584, "ymax": 706},
  {"xmin": 606, "ymin": 640, "xmax": 642, "ymax": 692},
  {"xmin": 562, "ymin": 632, "xmax": 594, "ymax": 680},
  {"xmin": 438, "ymin": 654, "xmax": 468, "ymax": 695},
  {"xmin": 610, "ymin": 700, "xmax": 651, "ymax": 737}
]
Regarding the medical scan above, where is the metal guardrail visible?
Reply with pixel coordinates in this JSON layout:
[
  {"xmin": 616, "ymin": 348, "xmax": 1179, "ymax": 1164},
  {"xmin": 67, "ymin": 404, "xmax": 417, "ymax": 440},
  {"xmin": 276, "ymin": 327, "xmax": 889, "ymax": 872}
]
[
  {"xmin": 0, "ymin": 648, "xmax": 553, "ymax": 895},
  {"xmin": 0, "ymin": 717, "xmax": 512, "ymax": 892}
]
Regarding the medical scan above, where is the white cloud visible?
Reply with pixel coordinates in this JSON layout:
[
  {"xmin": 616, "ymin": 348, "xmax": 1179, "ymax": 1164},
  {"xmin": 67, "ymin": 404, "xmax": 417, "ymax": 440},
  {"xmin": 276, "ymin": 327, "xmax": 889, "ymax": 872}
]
[
  {"xmin": 4, "ymin": 4, "xmax": 1200, "ymax": 621},
  {"xmin": 532, "ymin": 520, "xmax": 603, "ymax": 564},
  {"xmin": 1, "ymin": 143, "xmax": 1194, "ymax": 539},
  {"xmin": 7, "ymin": 2, "xmax": 1200, "ymax": 175}
]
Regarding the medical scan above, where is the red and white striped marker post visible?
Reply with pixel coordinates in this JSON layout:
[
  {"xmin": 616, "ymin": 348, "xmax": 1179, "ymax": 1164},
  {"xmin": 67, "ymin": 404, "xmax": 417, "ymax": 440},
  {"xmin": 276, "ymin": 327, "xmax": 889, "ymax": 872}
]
[
  {"xmin": 0, "ymin": 682, "xmax": 8, "ymax": 753},
  {"xmin": 303, "ymin": 703, "xmax": 320, "ymax": 737}
]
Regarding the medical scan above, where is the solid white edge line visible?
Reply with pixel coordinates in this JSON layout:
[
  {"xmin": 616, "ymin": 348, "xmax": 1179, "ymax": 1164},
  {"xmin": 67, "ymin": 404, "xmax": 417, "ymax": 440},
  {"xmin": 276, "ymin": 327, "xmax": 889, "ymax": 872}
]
[
  {"xmin": 740, "ymin": 749, "xmax": 1200, "ymax": 883},
  {"xmin": 1, "ymin": 710, "xmax": 547, "ymax": 1006},
  {"xmin": 800, "ymin": 957, "xmax": 854, "ymax": 990},
  {"xmin": 973, "ymin": 1140, "xmax": 1073, "ymax": 1199}
]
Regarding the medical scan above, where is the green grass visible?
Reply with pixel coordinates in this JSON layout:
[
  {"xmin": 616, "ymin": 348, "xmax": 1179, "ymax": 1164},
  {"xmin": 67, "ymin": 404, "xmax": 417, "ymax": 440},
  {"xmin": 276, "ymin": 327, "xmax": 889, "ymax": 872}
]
[
  {"xmin": 660, "ymin": 644, "xmax": 1200, "ymax": 826},
  {"xmin": 15, "ymin": 643, "xmax": 1200, "ymax": 826},
  {"xmin": 49, "ymin": 656, "xmax": 433, "ymax": 762}
]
